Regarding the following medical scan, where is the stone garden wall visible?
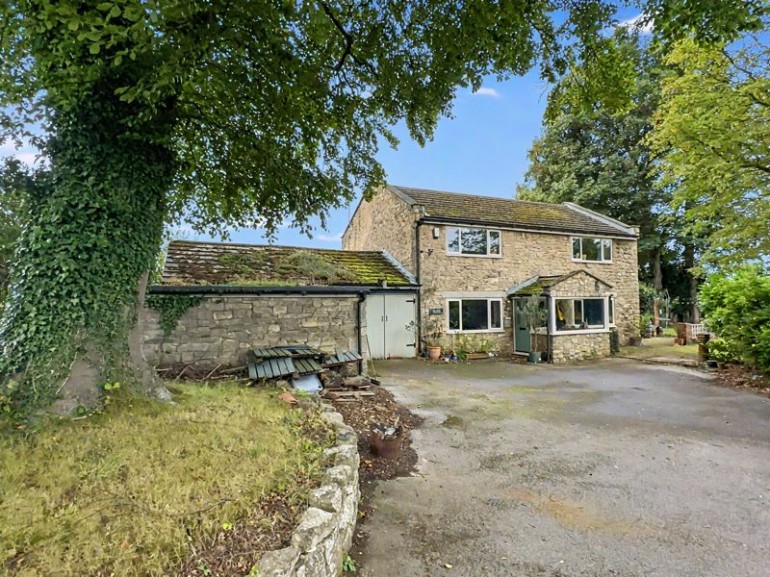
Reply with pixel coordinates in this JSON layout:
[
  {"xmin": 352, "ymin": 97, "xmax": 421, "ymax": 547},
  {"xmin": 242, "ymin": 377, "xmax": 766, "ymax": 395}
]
[
  {"xmin": 141, "ymin": 295, "xmax": 364, "ymax": 368},
  {"xmin": 551, "ymin": 332, "xmax": 611, "ymax": 363},
  {"xmin": 258, "ymin": 405, "xmax": 360, "ymax": 577}
]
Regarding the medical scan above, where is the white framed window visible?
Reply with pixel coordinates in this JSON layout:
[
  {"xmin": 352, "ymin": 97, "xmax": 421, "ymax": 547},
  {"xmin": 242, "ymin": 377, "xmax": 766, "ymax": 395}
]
[
  {"xmin": 554, "ymin": 297, "xmax": 607, "ymax": 332},
  {"xmin": 447, "ymin": 227, "xmax": 501, "ymax": 257},
  {"xmin": 447, "ymin": 298, "xmax": 504, "ymax": 333},
  {"xmin": 572, "ymin": 237, "xmax": 612, "ymax": 262}
]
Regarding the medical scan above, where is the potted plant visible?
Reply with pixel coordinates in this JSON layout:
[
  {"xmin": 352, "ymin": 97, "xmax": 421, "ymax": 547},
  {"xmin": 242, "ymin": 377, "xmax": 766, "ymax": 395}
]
[
  {"xmin": 521, "ymin": 295, "xmax": 548, "ymax": 363},
  {"xmin": 423, "ymin": 317, "xmax": 444, "ymax": 360}
]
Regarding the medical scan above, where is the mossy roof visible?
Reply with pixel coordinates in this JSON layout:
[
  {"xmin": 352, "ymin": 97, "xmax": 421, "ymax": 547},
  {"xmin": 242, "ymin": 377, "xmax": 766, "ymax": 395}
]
[
  {"xmin": 508, "ymin": 270, "xmax": 612, "ymax": 296},
  {"xmin": 391, "ymin": 186, "xmax": 637, "ymax": 238},
  {"xmin": 161, "ymin": 241, "xmax": 416, "ymax": 287}
]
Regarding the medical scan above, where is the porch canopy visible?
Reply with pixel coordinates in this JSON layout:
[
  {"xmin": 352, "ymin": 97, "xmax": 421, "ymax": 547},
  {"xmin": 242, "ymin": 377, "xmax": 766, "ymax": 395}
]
[{"xmin": 507, "ymin": 271, "xmax": 615, "ymax": 354}]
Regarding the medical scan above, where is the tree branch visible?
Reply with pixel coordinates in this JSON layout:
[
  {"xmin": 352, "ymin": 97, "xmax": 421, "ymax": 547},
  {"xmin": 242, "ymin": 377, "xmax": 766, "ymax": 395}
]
[{"xmin": 318, "ymin": 1, "xmax": 377, "ymax": 77}]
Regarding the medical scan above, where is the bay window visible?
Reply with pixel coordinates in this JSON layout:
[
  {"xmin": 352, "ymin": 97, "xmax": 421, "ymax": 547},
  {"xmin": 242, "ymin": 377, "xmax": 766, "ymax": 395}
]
[{"xmin": 555, "ymin": 297, "xmax": 607, "ymax": 332}]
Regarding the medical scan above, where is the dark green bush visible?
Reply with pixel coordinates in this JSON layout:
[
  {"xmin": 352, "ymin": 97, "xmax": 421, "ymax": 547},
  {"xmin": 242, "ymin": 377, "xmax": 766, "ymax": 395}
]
[
  {"xmin": 699, "ymin": 266, "xmax": 770, "ymax": 373},
  {"xmin": 706, "ymin": 337, "xmax": 739, "ymax": 363}
]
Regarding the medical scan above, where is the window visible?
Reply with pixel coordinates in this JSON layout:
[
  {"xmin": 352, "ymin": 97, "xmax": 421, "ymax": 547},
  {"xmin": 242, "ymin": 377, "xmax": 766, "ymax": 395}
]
[
  {"xmin": 555, "ymin": 297, "xmax": 606, "ymax": 332},
  {"xmin": 572, "ymin": 237, "xmax": 612, "ymax": 262},
  {"xmin": 447, "ymin": 298, "xmax": 503, "ymax": 332},
  {"xmin": 447, "ymin": 227, "xmax": 501, "ymax": 256}
]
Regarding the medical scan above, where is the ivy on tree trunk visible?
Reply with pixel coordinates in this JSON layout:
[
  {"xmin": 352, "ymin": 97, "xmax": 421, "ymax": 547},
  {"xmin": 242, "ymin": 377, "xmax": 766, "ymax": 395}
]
[{"xmin": 0, "ymin": 91, "xmax": 173, "ymax": 416}]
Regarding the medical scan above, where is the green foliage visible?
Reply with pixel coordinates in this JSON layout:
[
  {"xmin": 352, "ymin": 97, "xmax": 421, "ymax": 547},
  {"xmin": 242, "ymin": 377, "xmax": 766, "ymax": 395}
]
[
  {"xmin": 699, "ymin": 267, "xmax": 770, "ymax": 373},
  {"xmin": 278, "ymin": 252, "xmax": 357, "ymax": 284},
  {"xmin": 649, "ymin": 32, "xmax": 770, "ymax": 268},
  {"xmin": 521, "ymin": 296, "xmax": 547, "ymax": 352},
  {"xmin": 145, "ymin": 294, "xmax": 205, "ymax": 336},
  {"xmin": 0, "ymin": 159, "xmax": 36, "ymax": 304},
  {"xmin": 661, "ymin": 327, "xmax": 677, "ymax": 338},
  {"xmin": 705, "ymin": 337, "xmax": 739, "ymax": 364},
  {"xmin": 343, "ymin": 554, "xmax": 357, "ymax": 574}
]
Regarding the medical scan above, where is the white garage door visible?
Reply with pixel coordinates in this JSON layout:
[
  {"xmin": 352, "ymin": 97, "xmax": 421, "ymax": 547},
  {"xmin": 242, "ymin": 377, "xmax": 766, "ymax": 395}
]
[{"xmin": 366, "ymin": 293, "xmax": 416, "ymax": 359}]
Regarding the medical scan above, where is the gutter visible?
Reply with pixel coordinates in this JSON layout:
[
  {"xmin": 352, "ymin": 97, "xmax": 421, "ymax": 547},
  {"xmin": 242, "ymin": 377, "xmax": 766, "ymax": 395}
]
[
  {"xmin": 148, "ymin": 284, "xmax": 418, "ymax": 296},
  {"xmin": 418, "ymin": 216, "xmax": 636, "ymax": 240}
]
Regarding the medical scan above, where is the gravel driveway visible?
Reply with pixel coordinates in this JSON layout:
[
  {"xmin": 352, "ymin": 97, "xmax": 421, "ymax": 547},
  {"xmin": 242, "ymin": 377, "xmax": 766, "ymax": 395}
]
[{"xmin": 358, "ymin": 358, "xmax": 770, "ymax": 577}]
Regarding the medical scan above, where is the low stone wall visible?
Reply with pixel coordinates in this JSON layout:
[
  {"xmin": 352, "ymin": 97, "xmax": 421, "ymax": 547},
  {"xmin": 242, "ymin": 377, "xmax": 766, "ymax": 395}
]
[
  {"xmin": 551, "ymin": 332, "xmax": 611, "ymax": 363},
  {"xmin": 141, "ymin": 295, "xmax": 364, "ymax": 367},
  {"xmin": 258, "ymin": 405, "xmax": 360, "ymax": 577}
]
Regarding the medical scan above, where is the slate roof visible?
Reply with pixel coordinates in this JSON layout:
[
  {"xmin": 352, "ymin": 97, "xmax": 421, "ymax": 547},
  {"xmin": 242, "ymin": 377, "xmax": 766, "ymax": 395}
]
[
  {"xmin": 507, "ymin": 270, "xmax": 613, "ymax": 296},
  {"xmin": 160, "ymin": 241, "xmax": 416, "ymax": 287},
  {"xmin": 390, "ymin": 186, "xmax": 637, "ymax": 238}
]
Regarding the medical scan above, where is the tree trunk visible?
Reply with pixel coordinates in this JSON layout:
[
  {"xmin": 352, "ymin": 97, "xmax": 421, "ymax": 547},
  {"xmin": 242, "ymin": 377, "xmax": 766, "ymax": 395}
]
[
  {"xmin": 0, "ymin": 95, "xmax": 172, "ymax": 417},
  {"xmin": 683, "ymin": 242, "xmax": 700, "ymax": 323}
]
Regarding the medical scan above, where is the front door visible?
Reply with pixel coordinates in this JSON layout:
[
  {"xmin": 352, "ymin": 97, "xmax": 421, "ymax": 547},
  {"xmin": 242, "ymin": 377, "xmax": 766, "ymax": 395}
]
[{"xmin": 514, "ymin": 298, "xmax": 531, "ymax": 353}]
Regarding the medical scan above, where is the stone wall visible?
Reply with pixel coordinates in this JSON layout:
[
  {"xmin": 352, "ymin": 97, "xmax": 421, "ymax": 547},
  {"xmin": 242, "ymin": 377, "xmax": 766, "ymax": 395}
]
[
  {"xmin": 342, "ymin": 186, "xmax": 418, "ymax": 274},
  {"xmin": 142, "ymin": 295, "xmax": 364, "ymax": 367},
  {"xmin": 550, "ymin": 332, "xmax": 611, "ymax": 363},
  {"xmin": 258, "ymin": 405, "xmax": 360, "ymax": 577}
]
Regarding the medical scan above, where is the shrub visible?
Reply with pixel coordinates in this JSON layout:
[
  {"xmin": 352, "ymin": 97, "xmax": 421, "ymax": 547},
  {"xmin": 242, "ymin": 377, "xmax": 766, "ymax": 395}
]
[
  {"xmin": 699, "ymin": 266, "xmax": 770, "ymax": 373},
  {"xmin": 706, "ymin": 337, "xmax": 739, "ymax": 363},
  {"xmin": 661, "ymin": 327, "xmax": 677, "ymax": 337}
]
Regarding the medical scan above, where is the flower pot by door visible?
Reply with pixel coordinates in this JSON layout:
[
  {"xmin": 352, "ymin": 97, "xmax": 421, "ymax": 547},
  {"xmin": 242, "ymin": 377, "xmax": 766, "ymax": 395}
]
[
  {"xmin": 528, "ymin": 351, "xmax": 541, "ymax": 364},
  {"xmin": 427, "ymin": 346, "xmax": 442, "ymax": 360}
]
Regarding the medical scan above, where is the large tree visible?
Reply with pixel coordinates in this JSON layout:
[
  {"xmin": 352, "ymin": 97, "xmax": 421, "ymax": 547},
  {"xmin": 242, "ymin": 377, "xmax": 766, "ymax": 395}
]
[
  {"xmin": 0, "ymin": 1, "xmax": 764, "ymax": 417},
  {"xmin": 648, "ymin": 33, "xmax": 770, "ymax": 269},
  {"xmin": 518, "ymin": 31, "xmax": 670, "ymax": 284}
]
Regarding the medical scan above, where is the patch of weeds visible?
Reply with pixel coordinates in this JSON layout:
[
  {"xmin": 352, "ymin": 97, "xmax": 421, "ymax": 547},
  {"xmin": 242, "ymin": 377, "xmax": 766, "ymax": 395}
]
[
  {"xmin": 0, "ymin": 381, "xmax": 333, "ymax": 577},
  {"xmin": 343, "ymin": 553, "xmax": 357, "ymax": 573}
]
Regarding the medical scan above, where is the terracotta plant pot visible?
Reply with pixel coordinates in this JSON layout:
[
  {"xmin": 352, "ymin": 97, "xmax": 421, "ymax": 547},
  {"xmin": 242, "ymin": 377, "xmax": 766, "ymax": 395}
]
[
  {"xmin": 427, "ymin": 346, "xmax": 442, "ymax": 360},
  {"xmin": 370, "ymin": 434, "xmax": 402, "ymax": 459}
]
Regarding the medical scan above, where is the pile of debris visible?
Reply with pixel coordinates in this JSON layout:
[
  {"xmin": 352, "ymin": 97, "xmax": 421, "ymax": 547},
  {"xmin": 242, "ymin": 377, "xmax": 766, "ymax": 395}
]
[{"xmin": 247, "ymin": 345, "xmax": 366, "ymax": 393}]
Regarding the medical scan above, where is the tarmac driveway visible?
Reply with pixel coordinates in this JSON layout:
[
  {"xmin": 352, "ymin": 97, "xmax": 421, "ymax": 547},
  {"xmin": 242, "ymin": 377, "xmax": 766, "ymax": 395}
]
[{"xmin": 358, "ymin": 358, "xmax": 770, "ymax": 577}]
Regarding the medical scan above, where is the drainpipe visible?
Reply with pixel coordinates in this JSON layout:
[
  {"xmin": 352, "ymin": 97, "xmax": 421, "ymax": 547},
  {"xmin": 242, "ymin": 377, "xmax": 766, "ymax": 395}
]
[
  {"xmin": 415, "ymin": 221, "xmax": 422, "ymax": 354},
  {"xmin": 545, "ymin": 292, "xmax": 553, "ymax": 363},
  {"xmin": 356, "ymin": 292, "xmax": 365, "ymax": 375}
]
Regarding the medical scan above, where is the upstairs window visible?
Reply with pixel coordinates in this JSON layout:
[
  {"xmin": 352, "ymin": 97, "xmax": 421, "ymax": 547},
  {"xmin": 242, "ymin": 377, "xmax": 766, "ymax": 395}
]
[
  {"xmin": 447, "ymin": 227, "xmax": 501, "ymax": 256},
  {"xmin": 572, "ymin": 237, "xmax": 612, "ymax": 262}
]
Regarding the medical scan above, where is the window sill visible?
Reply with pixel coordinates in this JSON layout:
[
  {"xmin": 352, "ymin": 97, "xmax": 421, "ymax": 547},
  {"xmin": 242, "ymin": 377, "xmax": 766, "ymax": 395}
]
[
  {"xmin": 446, "ymin": 329, "xmax": 505, "ymax": 334},
  {"xmin": 446, "ymin": 253, "xmax": 503, "ymax": 259},
  {"xmin": 553, "ymin": 328, "xmax": 610, "ymax": 336},
  {"xmin": 571, "ymin": 258, "xmax": 613, "ymax": 264}
]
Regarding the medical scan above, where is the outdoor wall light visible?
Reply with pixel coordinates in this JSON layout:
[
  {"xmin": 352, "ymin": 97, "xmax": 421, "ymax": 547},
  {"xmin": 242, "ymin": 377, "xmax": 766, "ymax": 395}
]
[{"xmin": 432, "ymin": 227, "xmax": 440, "ymax": 239}]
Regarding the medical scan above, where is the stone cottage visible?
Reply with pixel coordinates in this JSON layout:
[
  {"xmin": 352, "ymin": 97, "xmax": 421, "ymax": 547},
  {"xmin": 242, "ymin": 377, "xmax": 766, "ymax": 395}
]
[{"xmin": 343, "ymin": 185, "xmax": 640, "ymax": 362}]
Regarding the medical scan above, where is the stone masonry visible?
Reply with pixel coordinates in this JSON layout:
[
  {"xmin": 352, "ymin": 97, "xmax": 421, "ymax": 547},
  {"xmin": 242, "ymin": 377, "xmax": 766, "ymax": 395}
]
[
  {"xmin": 141, "ymin": 295, "xmax": 365, "ymax": 367},
  {"xmin": 257, "ymin": 404, "xmax": 360, "ymax": 577},
  {"xmin": 343, "ymin": 186, "xmax": 640, "ymax": 360}
]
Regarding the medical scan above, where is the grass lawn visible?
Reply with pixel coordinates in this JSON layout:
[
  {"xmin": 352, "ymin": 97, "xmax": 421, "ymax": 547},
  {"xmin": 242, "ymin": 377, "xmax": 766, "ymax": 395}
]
[
  {"xmin": 0, "ymin": 382, "xmax": 334, "ymax": 577},
  {"xmin": 620, "ymin": 336, "xmax": 699, "ymax": 361}
]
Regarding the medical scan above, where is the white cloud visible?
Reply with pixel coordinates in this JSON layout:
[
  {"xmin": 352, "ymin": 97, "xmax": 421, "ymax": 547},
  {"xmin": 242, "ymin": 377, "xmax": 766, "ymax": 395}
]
[
  {"xmin": 316, "ymin": 231, "xmax": 343, "ymax": 243},
  {"xmin": 471, "ymin": 87, "xmax": 501, "ymax": 99},
  {"xmin": 619, "ymin": 13, "xmax": 654, "ymax": 34},
  {"xmin": 0, "ymin": 138, "xmax": 42, "ymax": 167}
]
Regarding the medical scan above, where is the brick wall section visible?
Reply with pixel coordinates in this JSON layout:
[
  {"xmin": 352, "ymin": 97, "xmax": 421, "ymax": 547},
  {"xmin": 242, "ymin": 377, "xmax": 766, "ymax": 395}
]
[
  {"xmin": 141, "ymin": 295, "xmax": 365, "ymax": 367},
  {"xmin": 418, "ymin": 226, "xmax": 640, "ymax": 353},
  {"xmin": 342, "ymin": 186, "xmax": 418, "ymax": 274}
]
